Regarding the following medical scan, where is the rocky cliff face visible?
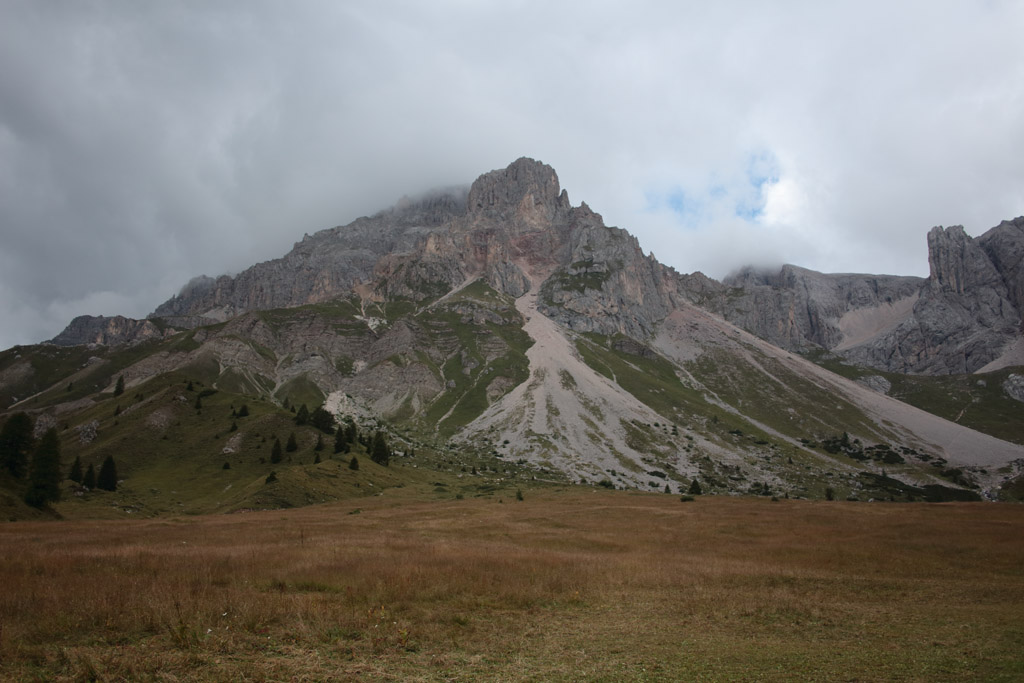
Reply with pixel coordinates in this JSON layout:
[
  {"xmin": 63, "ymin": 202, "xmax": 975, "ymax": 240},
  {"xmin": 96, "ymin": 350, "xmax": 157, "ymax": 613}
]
[
  {"xmin": 49, "ymin": 315, "xmax": 168, "ymax": 347},
  {"xmin": 150, "ymin": 188, "xmax": 467, "ymax": 324},
  {"xmin": 711, "ymin": 220, "xmax": 1023, "ymax": 375},
  {"xmin": 838, "ymin": 224, "xmax": 1021, "ymax": 374},
  {"xmin": 714, "ymin": 265, "xmax": 923, "ymax": 351}
]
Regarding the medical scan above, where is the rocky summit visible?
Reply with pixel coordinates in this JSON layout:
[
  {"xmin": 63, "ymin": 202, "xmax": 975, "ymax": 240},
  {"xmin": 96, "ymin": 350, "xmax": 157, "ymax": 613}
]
[{"xmin": 5, "ymin": 158, "xmax": 1024, "ymax": 515}]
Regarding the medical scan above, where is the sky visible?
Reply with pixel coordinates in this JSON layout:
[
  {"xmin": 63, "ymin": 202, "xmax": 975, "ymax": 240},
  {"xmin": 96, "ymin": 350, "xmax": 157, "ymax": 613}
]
[{"xmin": 2, "ymin": 1, "xmax": 1023, "ymax": 350}]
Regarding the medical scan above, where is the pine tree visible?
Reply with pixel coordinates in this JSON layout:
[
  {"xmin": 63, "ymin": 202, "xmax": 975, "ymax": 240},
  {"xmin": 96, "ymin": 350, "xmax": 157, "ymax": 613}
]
[
  {"xmin": 333, "ymin": 427, "xmax": 347, "ymax": 454},
  {"xmin": 688, "ymin": 479, "xmax": 702, "ymax": 495},
  {"xmin": 370, "ymin": 431, "xmax": 390, "ymax": 466},
  {"xmin": 24, "ymin": 428, "xmax": 62, "ymax": 508},
  {"xmin": 313, "ymin": 453, "xmax": 321, "ymax": 464},
  {"xmin": 97, "ymin": 455, "xmax": 118, "ymax": 491},
  {"xmin": 310, "ymin": 407, "xmax": 335, "ymax": 434},
  {"xmin": 294, "ymin": 404, "xmax": 309, "ymax": 426},
  {"xmin": 114, "ymin": 375, "xmax": 125, "ymax": 396},
  {"xmin": 286, "ymin": 432, "xmax": 298, "ymax": 452},
  {"xmin": 271, "ymin": 438, "xmax": 283, "ymax": 464},
  {"xmin": 83, "ymin": 463, "xmax": 96, "ymax": 489},
  {"xmin": 0, "ymin": 412, "xmax": 34, "ymax": 479},
  {"xmin": 69, "ymin": 455, "xmax": 83, "ymax": 484},
  {"xmin": 348, "ymin": 455, "xmax": 359, "ymax": 470},
  {"xmin": 236, "ymin": 404, "xmax": 249, "ymax": 417},
  {"xmin": 314, "ymin": 434, "xmax": 324, "ymax": 452}
]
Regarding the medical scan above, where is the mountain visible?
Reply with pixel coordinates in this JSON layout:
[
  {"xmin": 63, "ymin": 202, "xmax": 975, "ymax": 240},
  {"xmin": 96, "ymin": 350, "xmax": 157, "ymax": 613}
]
[
  {"xmin": 5, "ymin": 158, "xmax": 1024, "ymax": 516},
  {"xmin": 710, "ymin": 218, "xmax": 1024, "ymax": 375}
]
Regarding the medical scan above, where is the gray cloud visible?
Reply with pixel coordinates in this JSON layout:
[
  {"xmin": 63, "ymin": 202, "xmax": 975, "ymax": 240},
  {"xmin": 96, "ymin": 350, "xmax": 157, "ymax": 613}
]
[{"xmin": 2, "ymin": 0, "xmax": 1022, "ymax": 349}]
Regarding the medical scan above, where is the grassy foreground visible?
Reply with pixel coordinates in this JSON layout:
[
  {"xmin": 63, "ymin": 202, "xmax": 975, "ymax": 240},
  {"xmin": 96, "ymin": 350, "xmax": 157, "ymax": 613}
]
[{"xmin": 2, "ymin": 491, "xmax": 1023, "ymax": 681}]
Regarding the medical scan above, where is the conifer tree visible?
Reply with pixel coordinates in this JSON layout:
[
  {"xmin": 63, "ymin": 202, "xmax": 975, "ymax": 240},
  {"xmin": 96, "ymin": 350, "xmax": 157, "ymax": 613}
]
[
  {"xmin": 0, "ymin": 412, "xmax": 34, "ymax": 479},
  {"xmin": 370, "ymin": 430, "xmax": 391, "ymax": 466},
  {"xmin": 286, "ymin": 432, "xmax": 298, "ymax": 452},
  {"xmin": 114, "ymin": 375, "xmax": 125, "ymax": 396},
  {"xmin": 236, "ymin": 404, "xmax": 249, "ymax": 417},
  {"xmin": 271, "ymin": 438, "xmax": 283, "ymax": 464},
  {"xmin": 24, "ymin": 428, "xmax": 62, "ymax": 508},
  {"xmin": 314, "ymin": 434, "xmax": 324, "ymax": 452},
  {"xmin": 333, "ymin": 427, "xmax": 347, "ymax": 454},
  {"xmin": 313, "ymin": 453, "xmax": 321, "ymax": 464},
  {"xmin": 69, "ymin": 455, "xmax": 83, "ymax": 484},
  {"xmin": 348, "ymin": 455, "xmax": 359, "ymax": 470},
  {"xmin": 294, "ymin": 404, "xmax": 309, "ymax": 426},
  {"xmin": 97, "ymin": 455, "xmax": 118, "ymax": 491},
  {"xmin": 310, "ymin": 407, "xmax": 335, "ymax": 434},
  {"xmin": 83, "ymin": 463, "xmax": 96, "ymax": 489},
  {"xmin": 688, "ymin": 479, "xmax": 702, "ymax": 495}
]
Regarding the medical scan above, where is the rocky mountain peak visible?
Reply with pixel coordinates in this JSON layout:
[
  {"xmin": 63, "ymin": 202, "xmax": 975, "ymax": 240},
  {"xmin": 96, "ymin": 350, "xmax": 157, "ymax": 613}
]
[
  {"xmin": 927, "ymin": 224, "xmax": 1004, "ymax": 295},
  {"xmin": 466, "ymin": 157, "xmax": 571, "ymax": 227}
]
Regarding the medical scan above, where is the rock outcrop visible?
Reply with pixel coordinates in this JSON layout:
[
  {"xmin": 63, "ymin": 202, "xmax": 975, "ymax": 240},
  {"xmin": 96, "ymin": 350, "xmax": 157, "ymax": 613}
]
[
  {"xmin": 50, "ymin": 315, "xmax": 169, "ymax": 347},
  {"xmin": 713, "ymin": 265, "xmax": 922, "ymax": 351},
  {"xmin": 712, "ymin": 219, "xmax": 1023, "ymax": 375},
  {"xmin": 839, "ymin": 224, "xmax": 1020, "ymax": 374}
]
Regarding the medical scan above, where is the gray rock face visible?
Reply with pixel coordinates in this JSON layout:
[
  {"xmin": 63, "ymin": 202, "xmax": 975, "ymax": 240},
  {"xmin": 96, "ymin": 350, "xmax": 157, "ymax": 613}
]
[
  {"xmin": 1004, "ymin": 374, "xmax": 1024, "ymax": 402},
  {"xmin": 713, "ymin": 265, "xmax": 922, "ymax": 351},
  {"xmin": 713, "ymin": 220, "xmax": 1023, "ymax": 375},
  {"xmin": 50, "ymin": 315, "xmax": 168, "ymax": 347},
  {"xmin": 840, "ymin": 224, "xmax": 1020, "ymax": 374},
  {"xmin": 856, "ymin": 375, "xmax": 892, "ymax": 395},
  {"xmin": 150, "ymin": 189, "xmax": 467, "ymax": 322}
]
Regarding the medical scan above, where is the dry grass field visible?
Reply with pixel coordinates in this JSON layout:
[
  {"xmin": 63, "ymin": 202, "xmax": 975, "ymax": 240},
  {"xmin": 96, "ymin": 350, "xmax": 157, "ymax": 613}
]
[{"xmin": 1, "ymin": 490, "xmax": 1023, "ymax": 681}]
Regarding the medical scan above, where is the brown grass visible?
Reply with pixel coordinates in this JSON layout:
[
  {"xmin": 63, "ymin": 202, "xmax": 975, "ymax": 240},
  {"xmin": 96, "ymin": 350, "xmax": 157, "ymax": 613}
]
[{"xmin": 1, "ymin": 490, "xmax": 1023, "ymax": 681}]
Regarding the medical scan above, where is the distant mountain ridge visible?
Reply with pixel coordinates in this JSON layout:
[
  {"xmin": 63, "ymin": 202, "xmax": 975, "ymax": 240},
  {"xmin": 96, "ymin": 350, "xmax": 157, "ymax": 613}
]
[{"xmin": 706, "ymin": 218, "xmax": 1024, "ymax": 374}]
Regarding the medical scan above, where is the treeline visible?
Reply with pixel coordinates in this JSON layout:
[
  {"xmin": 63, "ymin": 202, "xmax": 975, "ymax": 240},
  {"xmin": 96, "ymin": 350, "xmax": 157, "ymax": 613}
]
[{"xmin": 0, "ymin": 412, "xmax": 118, "ymax": 510}]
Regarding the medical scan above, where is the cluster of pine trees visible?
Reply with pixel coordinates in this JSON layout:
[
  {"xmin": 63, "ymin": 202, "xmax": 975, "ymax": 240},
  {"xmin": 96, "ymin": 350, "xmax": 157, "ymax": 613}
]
[{"xmin": 0, "ymin": 412, "xmax": 119, "ymax": 509}]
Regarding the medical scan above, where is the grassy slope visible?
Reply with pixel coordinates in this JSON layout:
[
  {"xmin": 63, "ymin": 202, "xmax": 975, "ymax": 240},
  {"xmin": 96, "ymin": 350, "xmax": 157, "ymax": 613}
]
[
  {"xmin": 1, "ymin": 492, "xmax": 1022, "ymax": 681},
  {"xmin": 805, "ymin": 351, "xmax": 1024, "ymax": 445},
  {"xmin": 0, "ymin": 368, "xmax": 549, "ymax": 521}
]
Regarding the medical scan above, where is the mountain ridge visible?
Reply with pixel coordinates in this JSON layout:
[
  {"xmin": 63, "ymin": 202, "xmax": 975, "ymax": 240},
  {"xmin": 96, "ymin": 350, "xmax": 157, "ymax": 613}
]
[{"xmin": 7, "ymin": 157, "xmax": 1024, "ymax": 511}]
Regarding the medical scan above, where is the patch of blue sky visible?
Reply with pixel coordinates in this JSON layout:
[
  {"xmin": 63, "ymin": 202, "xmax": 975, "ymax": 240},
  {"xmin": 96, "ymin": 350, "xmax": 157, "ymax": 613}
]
[
  {"xmin": 745, "ymin": 150, "xmax": 781, "ymax": 190},
  {"xmin": 645, "ymin": 187, "xmax": 705, "ymax": 229},
  {"xmin": 646, "ymin": 149, "xmax": 780, "ymax": 227},
  {"xmin": 734, "ymin": 150, "xmax": 780, "ymax": 223}
]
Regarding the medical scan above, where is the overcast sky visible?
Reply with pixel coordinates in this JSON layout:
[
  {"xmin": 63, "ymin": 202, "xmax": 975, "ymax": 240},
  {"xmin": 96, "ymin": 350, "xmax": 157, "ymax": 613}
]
[{"xmin": 2, "ymin": 1, "xmax": 1023, "ymax": 349}]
